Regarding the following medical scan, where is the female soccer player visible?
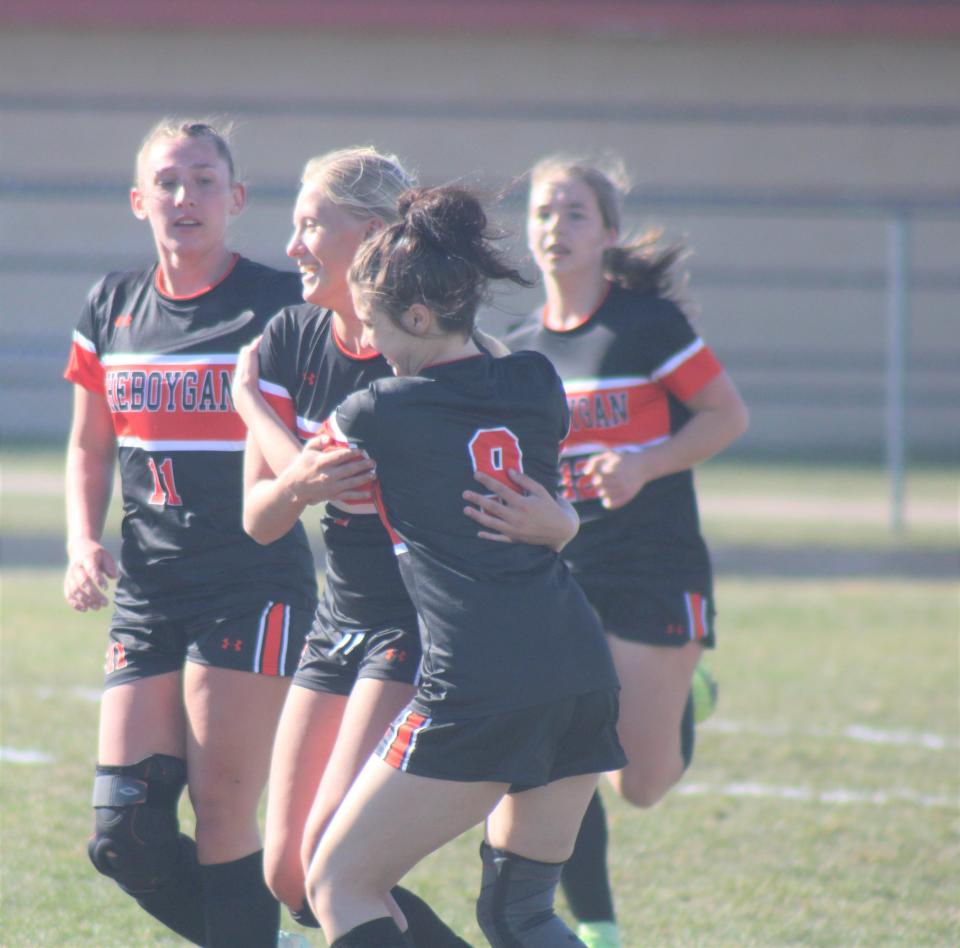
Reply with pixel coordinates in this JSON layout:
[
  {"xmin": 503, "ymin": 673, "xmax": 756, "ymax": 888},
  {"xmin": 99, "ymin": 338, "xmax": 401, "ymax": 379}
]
[
  {"xmin": 302, "ymin": 185, "xmax": 626, "ymax": 948},
  {"xmin": 486, "ymin": 156, "xmax": 749, "ymax": 947},
  {"xmin": 233, "ymin": 147, "xmax": 575, "ymax": 945},
  {"xmin": 63, "ymin": 120, "xmax": 317, "ymax": 946}
]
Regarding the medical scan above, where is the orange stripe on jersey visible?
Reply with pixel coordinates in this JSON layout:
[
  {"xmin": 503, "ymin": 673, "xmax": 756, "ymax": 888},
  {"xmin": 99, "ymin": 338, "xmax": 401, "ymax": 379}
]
[
  {"xmin": 102, "ymin": 359, "xmax": 245, "ymax": 444},
  {"xmin": 658, "ymin": 345, "xmax": 723, "ymax": 403},
  {"xmin": 260, "ymin": 388, "xmax": 297, "ymax": 432},
  {"xmin": 562, "ymin": 378, "xmax": 669, "ymax": 453},
  {"xmin": 64, "ymin": 336, "xmax": 105, "ymax": 394},
  {"xmin": 383, "ymin": 711, "xmax": 429, "ymax": 770},
  {"xmin": 260, "ymin": 603, "xmax": 286, "ymax": 676}
]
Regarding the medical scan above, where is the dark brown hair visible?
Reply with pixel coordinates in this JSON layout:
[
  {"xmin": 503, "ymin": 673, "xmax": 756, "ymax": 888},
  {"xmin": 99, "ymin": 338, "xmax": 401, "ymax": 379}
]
[
  {"xmin": 349, "ymin": 186, "xmax": 532, "ymax": 336},
  {"xmin": 530, "ymin": 155, "xmax": 688, "ymax": 298}
]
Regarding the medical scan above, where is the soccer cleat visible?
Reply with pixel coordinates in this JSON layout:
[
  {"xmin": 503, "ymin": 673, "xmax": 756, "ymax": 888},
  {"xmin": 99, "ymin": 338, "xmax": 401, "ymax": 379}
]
[
  {"xmin": 576, "ymin": 920, "xmax": 622, "ymax": 948},
  {"xmin": 277, "ymin": 931, "xmax": 312, "ymax": 947},
  {"xmin": 690, "ymin": 662, "xmax": 718, "ymax": 724}
]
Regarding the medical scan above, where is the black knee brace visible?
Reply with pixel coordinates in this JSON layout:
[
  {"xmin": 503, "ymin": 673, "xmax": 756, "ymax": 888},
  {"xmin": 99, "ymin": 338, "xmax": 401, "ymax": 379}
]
[
  {"xmin": 476, "ymin": 842, "xmax": 581, "ymax": 947},
  {"xmin": 88, "ymin": 754, "xmax": 189, "ymax": 896}
]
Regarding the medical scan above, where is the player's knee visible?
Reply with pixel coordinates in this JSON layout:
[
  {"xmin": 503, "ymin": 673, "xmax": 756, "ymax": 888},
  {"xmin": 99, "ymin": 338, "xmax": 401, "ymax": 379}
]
[
  {"xmin": 88, "ymin": 754, "xmax": 188, "ymax": 895},
  {"xmin": 613, "ymin": 763, "xmax": 677, "ymax": 808},
  {"xmin": 476, "ymin": 842, "xmax": 576, "ymax": 947},
  {"xmin": 263, "ymin": 844, "xmax": 305, "ymax": 911}
]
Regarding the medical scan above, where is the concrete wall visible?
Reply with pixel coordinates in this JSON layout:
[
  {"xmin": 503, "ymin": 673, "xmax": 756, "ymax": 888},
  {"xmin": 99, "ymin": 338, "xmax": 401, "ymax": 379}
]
[{"xmin": 2, "ymin": 25, "xmax": 958, "ymax": 458}]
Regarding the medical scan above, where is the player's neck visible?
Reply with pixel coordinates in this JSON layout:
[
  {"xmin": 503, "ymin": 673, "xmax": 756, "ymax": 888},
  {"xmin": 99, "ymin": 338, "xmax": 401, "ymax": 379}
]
[
  {"xmin": 332, "ymin": 307, "xmax": 376, "ymax": 358},
  {"xmin": 409, "ymin": 336, "xmax": 480, "ymax": 376},
  {"xmin": 156, "ymin": 248, "xmax": 236, "ymax": 298},
  {"xmin": 543, "ymin": 271, "xmax": 609, "ymax": 330}
]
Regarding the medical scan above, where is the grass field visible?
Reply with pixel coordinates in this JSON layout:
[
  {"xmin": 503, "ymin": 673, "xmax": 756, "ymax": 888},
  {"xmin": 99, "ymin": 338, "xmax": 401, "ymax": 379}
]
[{"xmin": 2, "ymin": 454, "xmax": 958, "ymax": 945}]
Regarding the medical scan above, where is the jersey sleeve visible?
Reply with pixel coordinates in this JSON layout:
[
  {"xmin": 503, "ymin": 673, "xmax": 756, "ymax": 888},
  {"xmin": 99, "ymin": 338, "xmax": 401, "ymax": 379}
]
[
  {"xmin": 330, "ymin": 386, "xmax": 376, "ymax": 449},
  {"xmin": 63, "ymin": 282, "xmax": 106, "ymax": 394},
  {"xmin": 645, "ymin": 301, "xmax": 723, "ymax": 403},
  {"xmin": 256, "ymin": 311, "xmax": 298, "ymax": 433}
]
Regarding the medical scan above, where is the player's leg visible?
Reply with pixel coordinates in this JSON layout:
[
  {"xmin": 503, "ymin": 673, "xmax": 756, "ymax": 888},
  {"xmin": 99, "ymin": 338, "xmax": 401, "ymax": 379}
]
[
  {"xmin": 263, "ymin": 683, "xmax": 347, "ymax": 917},
  {"xmin": 604, "ymin": 637, "xmax": 704, "ymax": 806},
  {"xmin": 92, "ymin": 668, "xmax": 207, "ymax": 944},
  {"xmin": 307, "ymin": 755, "xmax": 506, "ymax": 943},
  {"xmin": 183, "ymin": 660, "xmax": 291, "ymax": 947}
]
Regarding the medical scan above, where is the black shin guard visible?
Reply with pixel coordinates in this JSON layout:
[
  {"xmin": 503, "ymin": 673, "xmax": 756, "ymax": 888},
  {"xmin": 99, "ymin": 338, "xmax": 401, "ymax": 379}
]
[
  {"xmin": 200, "ymin": 849, "xmax": 280, "ymax": 948},
  {"xmin": 330, "ymin": 916, "xmax": 408, "ymax": 948},
  {"xmin": 560, "ymin": 790, "xmax": 616, "ymax": 924},
  {"xmin": 391, "ymin": 885, "xmax": 473, "ymax": 947},
  {"xmin": 477, "ymin": 842, "xmax": 581, "ymax": 947},
  {"xmin": 88, "ymin": 754, "xmax": 205, "ymax": 945}
]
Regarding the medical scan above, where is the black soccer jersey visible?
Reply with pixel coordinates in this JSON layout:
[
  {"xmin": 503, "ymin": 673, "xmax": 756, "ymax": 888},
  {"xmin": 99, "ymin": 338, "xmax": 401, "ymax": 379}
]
[
  {"xmin": 256, "ymin": 305, "xmax": 414, "ymax": 632},
  {"xmin": 331, "ymin": 350, "xmax": 618, "ymax": 720},
  {"xmin": 64, "ymin": 255, "xmax": 316, "ymax": 622},
  {"xmin": 508, "ymin": 283, "xmax": 723, "ymax": 589}
]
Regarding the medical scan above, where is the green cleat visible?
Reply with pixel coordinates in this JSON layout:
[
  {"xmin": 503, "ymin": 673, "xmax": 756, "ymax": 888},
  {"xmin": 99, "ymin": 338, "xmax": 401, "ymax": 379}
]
[
  {"xmin": 691, "ymin": 662, "xmax": 718, "ymax": 724},
  {"xmin": 576, "ymin": 920, "xmax": 622, "ymax": 948}
]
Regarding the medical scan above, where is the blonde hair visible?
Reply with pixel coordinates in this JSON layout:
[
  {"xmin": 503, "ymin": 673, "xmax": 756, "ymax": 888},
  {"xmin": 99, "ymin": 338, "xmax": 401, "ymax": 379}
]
[
  {"xmin": 135, "ymin": 118, "xmax": 237, "ymax": 186},
  {"xmin": 301, "ymin": 146, "xmax": 414, "ymax": 224},
  {"xmin": 530, "ymin": 154, "xmax": 687, "ymax": 298}
]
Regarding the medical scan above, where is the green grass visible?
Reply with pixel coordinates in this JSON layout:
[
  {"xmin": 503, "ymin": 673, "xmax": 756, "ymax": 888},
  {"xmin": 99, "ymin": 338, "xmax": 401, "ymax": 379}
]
[{"xmin": 2, "ymin": 571, "xmax": 958, "ymax": 946}]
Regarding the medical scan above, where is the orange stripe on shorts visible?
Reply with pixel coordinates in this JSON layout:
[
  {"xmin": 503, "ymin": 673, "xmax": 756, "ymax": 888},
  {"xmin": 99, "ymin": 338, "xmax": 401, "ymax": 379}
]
[
  {"xmin": 688, "ymin": 592, "xmax": 706, "ymax": 641},
  {"xmin": 261, "ymin": 603, "xmax": 286, "ymax": 676},
  {"xmin": 384, "ymin": 711, "xmax": 428, "ymax": 770}
]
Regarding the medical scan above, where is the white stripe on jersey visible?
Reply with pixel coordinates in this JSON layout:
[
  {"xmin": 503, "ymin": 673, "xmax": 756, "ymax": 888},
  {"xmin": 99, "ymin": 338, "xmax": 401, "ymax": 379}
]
[
  {"xmin": 297, "ymin": 415, "xmax": 323, "ymax": 434},
  {"xmin": 559, "ymin": 435, "xmax": 669, "ymax": 458},
  {"xmin": 101, "ymin": 353, "xmax": 239, "ymax": 366},
  {"xmin": 258, "ymin": 379, "xmax": 291, "ymax": 400},
  {"xmin": 116, "ymin": 437, "xmax": 246, "ymax": 452},
  {"xmin": 72, "ymin": 330, "xmax": 97, "ymax": 353},
  {"xmin": 563, "ymin": 374, "xmax": 651, "ymax": 393},
  {"xmin": 651, "ymin": 338, "xmax": 705, "ymax": 381}
]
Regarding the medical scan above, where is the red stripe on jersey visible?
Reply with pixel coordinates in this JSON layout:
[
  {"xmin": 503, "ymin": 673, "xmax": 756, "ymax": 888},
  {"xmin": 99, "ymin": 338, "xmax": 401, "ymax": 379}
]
[
  {"xmin": 659, "ymin": 346, "xmax": 723, "ymax": 402},
  {"xmin": 262, "ymin": 388, "xmax": 296, "ymax": 432},
  {"xmin": 562, "ymin": 379, "xmax": 669, "ymax": 452},
  {"xmin": 64, "ymin": 337, "xmax": 105, "ymax": 394},
  {"xmin": 314, "ymin": 417, "xmax": 376, "ymax": 509},
  {"xmin": 102, "ymin": 360, "xmax": 245, "ymax": 443},
  {"xmin": 260, "ymin": 603, "xmax": 286, "ymax": 676},
  {"xmin": 383, "ymin": 711, "xmax": 428, "ymax": 770},
  {"xmin": 371, "ymin": 479, "xmax": 404, "ymax": 551}
]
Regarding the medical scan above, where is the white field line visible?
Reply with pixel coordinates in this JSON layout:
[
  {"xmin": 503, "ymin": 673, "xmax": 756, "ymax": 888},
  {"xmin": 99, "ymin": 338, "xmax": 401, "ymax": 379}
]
[
  {"xmin": 677, "ymin": 781, "xmax": 957, "ymax": 810},
  {"xmin": 703, "ymin": 717, "xmax": 959, "ymax": 751},
  {"xmin": 1, "ymin": 747, "xmax": 54, "ymax": 764}
]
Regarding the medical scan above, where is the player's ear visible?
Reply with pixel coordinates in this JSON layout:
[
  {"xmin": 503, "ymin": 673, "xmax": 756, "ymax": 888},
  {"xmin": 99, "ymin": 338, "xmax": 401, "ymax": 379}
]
[
  {"xmin": 229, "ymin": 182, "xmax": 246, "ymax": 217},
  {"xmin": 130, "ymin": 187, "xmax": 148, "ymax": 221},
  {"xmin": 402, "ymin": 303, "xmax": 433, "ymax": 336}
]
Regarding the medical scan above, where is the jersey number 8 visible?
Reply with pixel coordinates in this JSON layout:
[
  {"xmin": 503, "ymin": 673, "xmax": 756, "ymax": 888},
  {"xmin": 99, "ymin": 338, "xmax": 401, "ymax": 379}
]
[{"xmin": 467, "ymin": 427, "xmax": 523, "ymax": 492}]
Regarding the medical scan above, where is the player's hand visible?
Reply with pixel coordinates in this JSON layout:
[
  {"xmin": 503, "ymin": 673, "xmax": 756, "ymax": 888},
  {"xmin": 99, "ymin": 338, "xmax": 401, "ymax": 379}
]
[
  {"xmin": 581, "ymin": 449, "xmax": 650, "ymax": 509},
  {"xmin": 463, "ymin": 469, "xmax": 579, "ymax": 551},
  {"xmin": 281, "ymin": 435, "xmax": 376, "ymax": 506},
  {"xmin": 231, "ymin": 337, "xmax": 262, "ymax": 407},
  {"xmin": 64, "ymin": 539, "xmax": 118, "ymax": 612}
]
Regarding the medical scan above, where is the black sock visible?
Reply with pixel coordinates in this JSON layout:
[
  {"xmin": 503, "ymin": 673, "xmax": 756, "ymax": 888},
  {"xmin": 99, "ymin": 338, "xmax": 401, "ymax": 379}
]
[
  {"xmin": 331, "ymin": 916, "xmax": 408, "ymax": 948},
  {"xmin": 391, "ymin": 885, "xmax": 473, "ymax": 947},
  {"xmin": 133, "ymin": 834, "xmax": 206, "ymax": 945},
  {"xmin": 200, "ymin": 849, "xmax": 279, "ymax": 948},
  {"xmin": 560, "ymin": 790, "xmax": 616, "ymax": 924},
  {"xmin": 290, "ymin": 899, "xmax": 320, "ymax": 928},
  {"xmin": 681, "ymin": 690, "xmax": 696, "ymax": 769}
]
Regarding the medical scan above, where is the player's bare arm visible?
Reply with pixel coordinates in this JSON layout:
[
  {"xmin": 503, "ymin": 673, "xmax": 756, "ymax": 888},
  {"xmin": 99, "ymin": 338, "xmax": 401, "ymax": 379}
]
[
  {"xmin": 463, "ymin": 468, "xmax": 579, "ymax": 551},
  {"xmin": 583, "ymin": 371, "xmax": 749, "ymax": 510},
  {"xmin": 64, "ymin": 387, "xmax": 118, "ymax": 611}
]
